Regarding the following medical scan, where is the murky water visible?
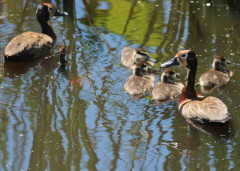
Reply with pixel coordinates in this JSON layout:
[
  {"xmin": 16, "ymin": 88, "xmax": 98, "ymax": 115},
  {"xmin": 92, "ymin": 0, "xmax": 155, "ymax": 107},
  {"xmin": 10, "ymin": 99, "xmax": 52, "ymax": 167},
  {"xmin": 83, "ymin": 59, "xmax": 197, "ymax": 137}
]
[{"xmin": 1, "ymin": 0, "xmax": 240, "ymax": 170}]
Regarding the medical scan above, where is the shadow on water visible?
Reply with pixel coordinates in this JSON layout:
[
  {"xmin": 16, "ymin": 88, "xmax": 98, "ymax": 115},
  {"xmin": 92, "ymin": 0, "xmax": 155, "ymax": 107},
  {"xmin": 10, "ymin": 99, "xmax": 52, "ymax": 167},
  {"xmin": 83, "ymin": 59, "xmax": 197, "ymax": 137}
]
[
  {"xmin": 3, "ymin": 60, "xmax": 41, "ymax": 78},
  {"xmin": 3, "ymin": 49, "xmax": 65, "ymax": 78},
  {"xmin": 188, "ymin": 120, "xmax": 233, "ymax": 140}
]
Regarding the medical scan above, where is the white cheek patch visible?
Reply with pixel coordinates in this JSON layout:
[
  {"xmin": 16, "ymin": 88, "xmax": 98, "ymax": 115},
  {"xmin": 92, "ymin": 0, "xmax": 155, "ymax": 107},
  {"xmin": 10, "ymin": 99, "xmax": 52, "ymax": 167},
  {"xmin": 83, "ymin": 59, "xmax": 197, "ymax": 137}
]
[
  {"xmin": 48, "ymin": 7, "xmax": 55, "ymax": 18},
  {"xmin": 181, "ymin": 53, "xmax": 188, "ymax": 58}
]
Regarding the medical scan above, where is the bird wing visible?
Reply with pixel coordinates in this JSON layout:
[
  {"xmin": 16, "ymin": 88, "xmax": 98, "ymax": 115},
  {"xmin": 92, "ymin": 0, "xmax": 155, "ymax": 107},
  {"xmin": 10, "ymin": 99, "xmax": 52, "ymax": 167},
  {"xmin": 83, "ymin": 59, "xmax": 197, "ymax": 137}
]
[
  {"xmin": 4, "ymin": 32, "xmax": 53, "ymax": 57},
  {"xmin": 180, "ymin": 96, "xmax": 230, "ymax": 123},
  {"xmin": 199, "ymin": 70, "xmax": 230, "ymax": 86}
]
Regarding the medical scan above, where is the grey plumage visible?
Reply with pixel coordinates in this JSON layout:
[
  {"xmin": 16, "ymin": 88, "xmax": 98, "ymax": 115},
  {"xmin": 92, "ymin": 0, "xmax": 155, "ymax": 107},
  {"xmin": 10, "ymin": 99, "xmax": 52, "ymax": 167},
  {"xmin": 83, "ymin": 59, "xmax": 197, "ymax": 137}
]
[
  {"xmin": 152, "ymin": 69, "xmax": 184, "ymax": 101},
  {"xmin": 124, "ymin": 65, "xmax": 155, "ymax": 96},
  {"xmin": 121, "ymin": 47, "xmax": 156, "ymax": 70},
  {"xmin": 199, "ymin": 56, "xmax": 232, "ymax": 87}
]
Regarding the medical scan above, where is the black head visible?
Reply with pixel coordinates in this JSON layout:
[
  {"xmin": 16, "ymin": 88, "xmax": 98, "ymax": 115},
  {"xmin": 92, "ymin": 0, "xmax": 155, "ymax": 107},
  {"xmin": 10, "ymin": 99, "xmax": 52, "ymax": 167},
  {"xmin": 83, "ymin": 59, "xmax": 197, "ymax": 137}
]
[
  {"xmin": 213, "ymin": 56, "xmax": 231, "ymax": 71},
  {"xmin": 36, "ymin": 3, "xmax": 68, "ymax": 23}
]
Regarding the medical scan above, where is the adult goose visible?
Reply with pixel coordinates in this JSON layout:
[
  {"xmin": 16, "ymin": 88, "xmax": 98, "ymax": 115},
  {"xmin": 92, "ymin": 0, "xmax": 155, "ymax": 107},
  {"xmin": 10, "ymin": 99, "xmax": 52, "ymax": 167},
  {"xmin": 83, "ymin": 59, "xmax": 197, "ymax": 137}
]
[
  {"xmin": 3, "ymin": 3, "xmax": 67, "ymax": 61},
  {"xmin": 161, "ymin": 50, "xmax": 231, "ymax": 123},
  {"xmin": 121, "ymin": 47, "xmax": 156, "ymax": 70}
]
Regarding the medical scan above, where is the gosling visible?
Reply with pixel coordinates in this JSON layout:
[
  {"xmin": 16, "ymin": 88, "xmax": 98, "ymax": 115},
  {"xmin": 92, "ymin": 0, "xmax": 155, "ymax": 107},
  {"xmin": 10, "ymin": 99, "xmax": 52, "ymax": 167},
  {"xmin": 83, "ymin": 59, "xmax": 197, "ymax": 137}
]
[
  {"xmin": 124, "ymin": 65, "xmax": 155, "ymax": 97},
  {"xmin": 121, "ymin": 47, "xmax": 156, "ymax": 70},
  {"xmin": 199, "ymin": 56, "xmax": 232, "ymax": 88},
  {"xmin": 152, "ymin": 69, "xmax": 184, "ymax": 101}
]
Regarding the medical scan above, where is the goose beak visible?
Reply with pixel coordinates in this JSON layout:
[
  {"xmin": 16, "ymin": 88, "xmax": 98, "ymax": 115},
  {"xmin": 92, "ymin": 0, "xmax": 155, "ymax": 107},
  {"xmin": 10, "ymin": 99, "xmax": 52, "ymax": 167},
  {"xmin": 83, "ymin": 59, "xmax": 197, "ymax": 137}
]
[
  {"xmin": 176, "ymin": 73, "xmax": 181, "ymax": 77},
  {"xmin": 146, "ymin": 56, "xmax": 157, "ymax": 63},
  {"xmin": 54, "ymin": 10, "xmax": 68, "ymax": 16},
  {"xmin": 160, "ymin": 57, "xmax": 179, "ymax": 68}
]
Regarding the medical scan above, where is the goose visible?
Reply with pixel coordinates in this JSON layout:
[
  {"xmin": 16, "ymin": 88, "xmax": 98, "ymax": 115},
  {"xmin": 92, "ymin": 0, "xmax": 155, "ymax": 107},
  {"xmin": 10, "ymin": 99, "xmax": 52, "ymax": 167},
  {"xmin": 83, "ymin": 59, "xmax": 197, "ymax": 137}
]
[
  {"xmin": 3, "ymin": 3, "xmax": 67, "ymax": 61},
  {"xmin": 161, "ymin": 50, "xmax": 231, "ymax": 123}
]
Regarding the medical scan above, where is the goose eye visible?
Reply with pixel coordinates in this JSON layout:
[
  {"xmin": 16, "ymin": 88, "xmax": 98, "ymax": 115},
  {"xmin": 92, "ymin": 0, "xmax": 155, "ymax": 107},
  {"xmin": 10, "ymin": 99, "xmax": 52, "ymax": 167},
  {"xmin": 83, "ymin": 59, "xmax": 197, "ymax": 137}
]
[
  {"xmin": 181, "ymin": 54, "xmax": 187, "ymax": 58},
  {"xmin": 49, "ymin": 7, "xmax": 53, "ymax": 11}
]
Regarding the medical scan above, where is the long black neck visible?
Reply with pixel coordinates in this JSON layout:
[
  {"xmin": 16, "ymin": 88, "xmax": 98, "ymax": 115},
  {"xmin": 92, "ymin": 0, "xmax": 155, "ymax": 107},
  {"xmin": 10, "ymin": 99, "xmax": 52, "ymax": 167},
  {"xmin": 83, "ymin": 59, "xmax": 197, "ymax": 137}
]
[
  {"xmin": 185, "ymin": 58, "xmax": 198, "ymax": 99},
  {"xmin": 39, "ymin": 20, "xmax": 56, "ymax": 40},
  {"xmin": 186, "ymin": 67, "xmax": 196, "ymax": 92}
]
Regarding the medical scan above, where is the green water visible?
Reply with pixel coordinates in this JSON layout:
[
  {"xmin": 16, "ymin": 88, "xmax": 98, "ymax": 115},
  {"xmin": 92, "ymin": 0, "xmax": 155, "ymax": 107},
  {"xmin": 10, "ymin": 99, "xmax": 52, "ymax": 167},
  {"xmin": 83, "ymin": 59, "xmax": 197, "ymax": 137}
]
[{"xmin": 0, "ymin": 0, "xmax": 240, "ymax": 170}]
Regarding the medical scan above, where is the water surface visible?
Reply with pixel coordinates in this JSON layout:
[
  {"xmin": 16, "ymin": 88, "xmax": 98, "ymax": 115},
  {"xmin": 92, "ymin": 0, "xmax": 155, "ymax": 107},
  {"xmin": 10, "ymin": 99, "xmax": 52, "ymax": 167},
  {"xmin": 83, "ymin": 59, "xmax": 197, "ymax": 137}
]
[{"xmin": 0, "ymin": 0, "xmax": 240, "ymax": 170}]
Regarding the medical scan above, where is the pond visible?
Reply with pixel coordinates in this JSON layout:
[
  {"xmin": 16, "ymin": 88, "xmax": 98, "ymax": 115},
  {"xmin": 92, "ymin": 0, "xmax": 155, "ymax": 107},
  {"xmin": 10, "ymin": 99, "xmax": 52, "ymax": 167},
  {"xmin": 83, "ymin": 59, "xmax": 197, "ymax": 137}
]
[{"xmin": 0, "ymin": 0, "xmax": 240, "ymax": 170}]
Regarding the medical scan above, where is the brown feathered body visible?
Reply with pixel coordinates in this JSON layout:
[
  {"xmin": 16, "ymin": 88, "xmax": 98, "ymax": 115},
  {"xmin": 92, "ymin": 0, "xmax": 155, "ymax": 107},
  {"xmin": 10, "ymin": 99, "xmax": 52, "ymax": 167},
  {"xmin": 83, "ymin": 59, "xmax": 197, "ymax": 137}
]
[
  {"xmin": 4, "ymin": 32, "xmax": 53, "ymax": 61},
  {"xmin": 199, "ymin": 69, "xmax": 232, "ymax": 87},
  {"xmin": 179, "ymin": 93, "xmax": 230, "ymax": 123},
  {"xmin": 124, "ymin": 75, "xmax": 155, "ymax": 95},
  {"xmin": 152, "ymin": 82, "xmax": 183, "ymax": 101},
  {"xmin": 152, "ymin": 69, "xmax": 184, "ymax": 101},
  {"xmin": 124, "ymin": 65, "xmax": 155, "ymax": 95}
]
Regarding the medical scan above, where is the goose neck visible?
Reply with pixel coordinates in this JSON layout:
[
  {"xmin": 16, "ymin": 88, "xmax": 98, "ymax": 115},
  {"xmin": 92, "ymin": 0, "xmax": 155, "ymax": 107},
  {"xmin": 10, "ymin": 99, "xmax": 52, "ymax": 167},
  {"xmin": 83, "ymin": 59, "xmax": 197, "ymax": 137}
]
[{"xmin": 39, "ymin": 21, "xmax": 56, "ymax": 40}]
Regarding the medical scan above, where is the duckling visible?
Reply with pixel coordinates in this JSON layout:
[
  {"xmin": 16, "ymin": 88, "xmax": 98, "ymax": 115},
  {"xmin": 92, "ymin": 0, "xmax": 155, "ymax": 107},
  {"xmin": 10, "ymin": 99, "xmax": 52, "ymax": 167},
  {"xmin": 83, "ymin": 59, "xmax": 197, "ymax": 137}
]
[
  {"xmin": 161, "ymin": 50, "xmax": 230, "ymax": 123},
  {"xmin": 124, "ymin": 65, "xmax": 155, "ymax": 97},
  {"xmin": 152, "ymin": 69, "xmax": 184, "ymax": 101},
  {"xmin": 3, "ymin": 3, "xmax": 68, "ymax": 61},
  {"xmin": 59, "ymin": 47, "xmax": 67, "ymax": 66},
  {"xmin": 121, "ymin": 47, "xmax": 156, "ymax": 70},
  {"xmin": 199, "ymin": 56, "xmax": 232, "ymax": 87}
]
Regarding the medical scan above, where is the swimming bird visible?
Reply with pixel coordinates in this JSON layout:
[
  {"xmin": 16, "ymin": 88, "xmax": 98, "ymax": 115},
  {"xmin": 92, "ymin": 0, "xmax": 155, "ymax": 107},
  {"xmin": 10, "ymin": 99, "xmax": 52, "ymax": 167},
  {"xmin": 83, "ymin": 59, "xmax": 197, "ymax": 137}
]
[
  {"xmin": 121, "ymin": 47, "xmax": 156, "ymax": 70},
  {"xmin": 152, "ymin": 69, "xmax": 184, "ymax": 101},
  {"xmin": 3, "ymin": 3, "xmax": 68, "ymax": 61},
  {"xmin": 124, "ymin": 64, "xmax": 155, "ymax": 98},
  {"xmin": 161, "ymin": 50, "xmax": 231, "ymax": 123},
  {"xmin": 199, "ymin": 56, "xmax": 232, "ymax": 87}
]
